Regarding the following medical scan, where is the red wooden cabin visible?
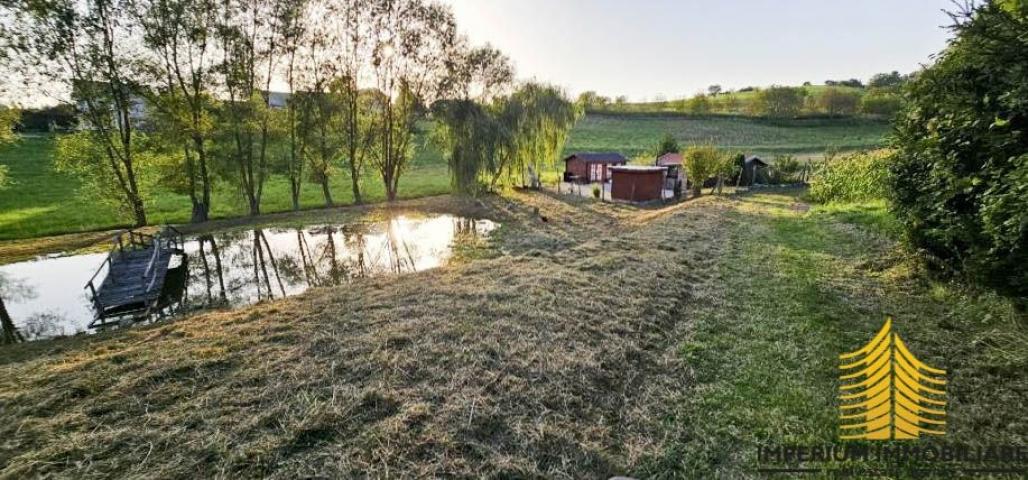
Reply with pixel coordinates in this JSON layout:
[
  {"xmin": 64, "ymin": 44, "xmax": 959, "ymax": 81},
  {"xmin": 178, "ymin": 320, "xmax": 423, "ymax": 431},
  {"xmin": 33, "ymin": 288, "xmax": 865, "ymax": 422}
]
[{"xmin": 563, "ymin": 152, "xmax": 628, "ymax": 183}]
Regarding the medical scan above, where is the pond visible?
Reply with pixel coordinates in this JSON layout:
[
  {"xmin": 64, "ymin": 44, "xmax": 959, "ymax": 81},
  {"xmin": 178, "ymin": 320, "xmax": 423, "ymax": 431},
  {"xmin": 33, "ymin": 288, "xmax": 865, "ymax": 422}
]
[{"xmin": 0, "ymin": 214, "xmax": 496, "ymax": 340}]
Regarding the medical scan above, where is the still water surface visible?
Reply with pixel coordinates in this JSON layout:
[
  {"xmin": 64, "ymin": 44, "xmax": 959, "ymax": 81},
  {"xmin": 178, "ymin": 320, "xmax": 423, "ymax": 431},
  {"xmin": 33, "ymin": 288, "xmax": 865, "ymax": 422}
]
[{"xmin": 0, "ymin": 214, "xmax": 495, "ymax": 339}]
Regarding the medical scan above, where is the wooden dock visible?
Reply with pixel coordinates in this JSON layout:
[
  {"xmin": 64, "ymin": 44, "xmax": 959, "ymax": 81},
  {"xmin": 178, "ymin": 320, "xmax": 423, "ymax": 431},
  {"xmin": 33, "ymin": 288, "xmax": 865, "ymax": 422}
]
[{"xmin": 85, "ymin": 228, "xmax": 185, "ymax": 328}]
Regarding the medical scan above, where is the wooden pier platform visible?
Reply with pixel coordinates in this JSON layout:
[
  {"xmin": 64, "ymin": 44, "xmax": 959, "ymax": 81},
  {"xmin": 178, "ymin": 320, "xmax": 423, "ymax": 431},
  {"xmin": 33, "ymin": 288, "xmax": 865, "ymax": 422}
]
[{"xmin": 85, "ymin": 228, "xmax": 185, "ymax": 328}]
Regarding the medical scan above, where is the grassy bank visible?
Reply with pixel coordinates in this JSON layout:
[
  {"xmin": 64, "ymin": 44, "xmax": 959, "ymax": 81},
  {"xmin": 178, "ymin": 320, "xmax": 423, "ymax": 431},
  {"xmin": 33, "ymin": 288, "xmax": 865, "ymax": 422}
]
[
  {"xmin": 0, "ymin": 135, "xmax": 450, "ymax": 241},
  {"xmin": 1, "ymin": 189, "xmax": 1024, "ymax": 478},
  {"xmin": 0, "ymin": 194, "xmax": 468, "ymax": 265}
]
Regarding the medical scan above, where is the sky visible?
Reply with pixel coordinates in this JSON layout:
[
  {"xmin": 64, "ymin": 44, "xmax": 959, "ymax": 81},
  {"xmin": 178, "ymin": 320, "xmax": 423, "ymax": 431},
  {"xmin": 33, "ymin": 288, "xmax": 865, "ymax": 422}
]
[{"xmin": 441, "ymin": 0, "xmax": 956, "ymax": 101}]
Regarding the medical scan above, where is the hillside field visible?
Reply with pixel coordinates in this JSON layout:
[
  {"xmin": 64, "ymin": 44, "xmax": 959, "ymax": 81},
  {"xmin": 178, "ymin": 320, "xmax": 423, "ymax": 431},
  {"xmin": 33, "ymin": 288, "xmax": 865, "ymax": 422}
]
[
  {"xmin": 567, "ymin": 114, "xmax": 890, "ymax": 159},
  {"xmin": 0, "ymin": 114, "xmax": 890, "ymax": 240}
]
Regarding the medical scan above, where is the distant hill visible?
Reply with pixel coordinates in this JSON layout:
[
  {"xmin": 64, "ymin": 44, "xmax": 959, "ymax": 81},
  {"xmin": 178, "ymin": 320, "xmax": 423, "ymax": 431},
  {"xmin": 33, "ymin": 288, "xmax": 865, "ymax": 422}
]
[{"xmin": 581, "ymin": 84, "xmax": 901, "ymax": 119}]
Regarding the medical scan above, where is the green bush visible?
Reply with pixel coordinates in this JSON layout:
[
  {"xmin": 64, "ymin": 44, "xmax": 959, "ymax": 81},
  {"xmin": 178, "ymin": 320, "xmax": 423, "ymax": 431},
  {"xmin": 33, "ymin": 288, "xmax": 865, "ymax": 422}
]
[
  {"xmin": 653, "ymin": 132, "xmax": 680, "ymax": 157},
  {"xmin": 684, "ymin": 94, "xmax": 711, "ymax": 114},
  {"xmin": 751, "ymin": 86, "xmax": 806, "ymax": 118},
  {"xmin": 859, "ymin": 91, "xmax": 904, "ymax": 117},
  {"xmin": 682, "ymin": 145, "xmax": 723, "ymax": 196},
  {"xmin": 890, "ymin": 2, "xmax": 1028, "ymax": 300},
  {"xmin": 808, "ymin": 150, "xmax": 891, "ymax": 203},
  {"xmin": 768, "ymin": 155, "xmax": 806, "ymax": 184},
  {"xmin": 810, "ymin": 87, "xmax": 861, "ymax": 116}
]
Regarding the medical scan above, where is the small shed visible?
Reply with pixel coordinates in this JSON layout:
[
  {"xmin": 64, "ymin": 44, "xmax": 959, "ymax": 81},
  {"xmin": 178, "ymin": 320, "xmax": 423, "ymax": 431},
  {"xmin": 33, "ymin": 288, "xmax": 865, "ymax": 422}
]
[
  {"xmin": 656, "ymin": 152, "xmax": 684, "ymax": 190},
  {"xmin": 563, "ymin": 152, "xmax": 628, "ymax": 183},
  {"xmin": 739, "ymin": 156, "xmax": 769, "ymax": 186},
  {"xmin": 610, "ymin": 166, "xmax": 668, "ymax": 203}
]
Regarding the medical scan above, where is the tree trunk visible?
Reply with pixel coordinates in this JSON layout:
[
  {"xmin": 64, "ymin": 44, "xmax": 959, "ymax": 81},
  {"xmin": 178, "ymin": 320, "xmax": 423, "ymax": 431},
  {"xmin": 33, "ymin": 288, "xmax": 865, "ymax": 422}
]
[
  {"xmin": 291, "ymin": 183, "xmax": 301, "ymax": 211},
  {"xmin": 192, "ymin": 134, "xmax": 211, "ymax": 223},
  {"xmin": 248, "ymin": 196, "xmax": 261, "ymax": 216},
  {"xmin": 321, "ymin": 179, "xmax": 334, "ymax": 207},
  {"xmin": 1, "ymin": 296, "xmax": 24, "ymax": 344},
  {"xmin": 191, "ymin": 202, "xmax": 210, "ymax": 223},
  {"xmin": 130, "ymin": 194, "xmax": 147, "ymax": 227},
  {"xmin": 386, "ymin": 176, "xmax": 398, "ymax": 201},
  {"xmin": 348, "ymin": 160, "xmax": 362, "ymax": 205}
]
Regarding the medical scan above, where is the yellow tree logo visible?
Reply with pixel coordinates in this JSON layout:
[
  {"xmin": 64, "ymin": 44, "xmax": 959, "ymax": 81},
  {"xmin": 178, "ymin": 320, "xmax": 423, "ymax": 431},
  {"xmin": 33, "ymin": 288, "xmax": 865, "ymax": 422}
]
[{"xmin": 839, "ymin": 317, "xmax": 946, "ymax": 440}]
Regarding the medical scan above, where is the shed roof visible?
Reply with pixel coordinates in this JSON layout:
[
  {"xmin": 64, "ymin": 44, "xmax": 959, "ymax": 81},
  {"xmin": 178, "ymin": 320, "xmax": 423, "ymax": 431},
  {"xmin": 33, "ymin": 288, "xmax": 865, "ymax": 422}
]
[
  {"xmin": 745, "ymin": 156, "xmax": 768, "ymax": 166},
  {"xmin": 656, "ymin": 153, "xmax": 682, "ymax": 165},
  {"xmin": 564, "ymin": 152, "xmax": 629, "ymax": 164},
  {"xmin": 610, "ymin": 165, "xmax": 667, "ymax": 173}
]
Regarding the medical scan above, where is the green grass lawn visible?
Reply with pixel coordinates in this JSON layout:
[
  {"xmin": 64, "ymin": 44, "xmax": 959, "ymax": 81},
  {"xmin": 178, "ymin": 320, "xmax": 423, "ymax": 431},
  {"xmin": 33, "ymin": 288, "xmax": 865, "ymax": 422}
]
[
  {"xmin": 637, "ymin": 192, "xmax": 1026, "ymax": 478},
  {"xmin": 565, "ymin": 114, "xmax": 890, "ymax": 159},
  {"xmin": 0, "ymin": 135, "xmax": 451, "ymax": 240}
]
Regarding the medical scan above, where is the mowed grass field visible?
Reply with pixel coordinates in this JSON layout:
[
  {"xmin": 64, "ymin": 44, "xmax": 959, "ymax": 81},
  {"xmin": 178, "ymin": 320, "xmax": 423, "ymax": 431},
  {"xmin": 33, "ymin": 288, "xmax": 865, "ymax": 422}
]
[
  {"xmin": 0, "ymin": 114, "xmax": 890, "ymax": 241},
  {"xmin": 2, "ymin": 190, "xmax": 1023, "ymax": 478}
]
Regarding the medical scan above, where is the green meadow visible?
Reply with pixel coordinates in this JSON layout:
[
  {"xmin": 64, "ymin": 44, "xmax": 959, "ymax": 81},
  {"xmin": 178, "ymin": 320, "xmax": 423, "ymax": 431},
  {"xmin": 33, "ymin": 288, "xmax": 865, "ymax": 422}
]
[{"xmin": 0, "ymin": 135, "xmax": 451, "ymax": 241}]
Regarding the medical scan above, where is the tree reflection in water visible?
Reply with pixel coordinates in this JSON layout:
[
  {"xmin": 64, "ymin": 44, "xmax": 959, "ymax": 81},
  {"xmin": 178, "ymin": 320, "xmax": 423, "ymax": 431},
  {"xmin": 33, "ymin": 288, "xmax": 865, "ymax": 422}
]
[
  {"xmin": 1, "ymin": 272, "xmax": 34, "ymax": 343},
  {"xmin": 0, "ymin": 214, "xmax": 497, "ymax": 339},
  {"xmin": 196, "ymin": 234, "xmax": 227, "ymax": 305}
]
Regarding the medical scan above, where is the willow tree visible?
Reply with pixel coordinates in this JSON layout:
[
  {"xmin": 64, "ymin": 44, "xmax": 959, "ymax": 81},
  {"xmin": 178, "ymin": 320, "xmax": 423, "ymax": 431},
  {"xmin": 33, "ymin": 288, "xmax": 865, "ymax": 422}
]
[
  {"xmin": 494, "ymin": 83, "xmax": 580, "ymax": 188},
  {"xmin": 331, "ymin": 0, "xmax": 376, "ymax": 204},
  {"xmin": 279, "ymin": 0, "xmax": 310, "ymax": 211},
  {"xmin": 292, "ymin": 0, "xmax": 345, "ymax": 208},
  {"xmin": 433, "ymin": 44, "xmax": 513, "ymax": 195},
  {"xmin": 436, "ymin": 82, "xmax": 579, "ymax": 195},
  {"xmin": 433, "ymin": 99, "xmax": 503, "ymax": 195}
]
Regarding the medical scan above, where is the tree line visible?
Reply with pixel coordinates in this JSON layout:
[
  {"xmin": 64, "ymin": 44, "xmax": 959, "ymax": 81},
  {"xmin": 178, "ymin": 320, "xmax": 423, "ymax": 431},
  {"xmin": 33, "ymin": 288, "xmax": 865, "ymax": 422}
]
[
  {"xmin": 577, "ymin": 73, "xmax": 908, "ymax": 118},
  {"xmin": 1, "ymin": 0, "xmax": 578, "ymax": 226}
]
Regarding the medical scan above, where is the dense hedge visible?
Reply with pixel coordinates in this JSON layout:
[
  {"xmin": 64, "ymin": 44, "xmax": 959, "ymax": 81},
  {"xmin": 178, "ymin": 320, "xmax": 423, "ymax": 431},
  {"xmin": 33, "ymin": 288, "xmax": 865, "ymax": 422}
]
[
  {"xmin": 890, "ymin": 2, "xmax": 1028, "ymax": 300},
  {"xmin": 808, "ymin": 150, "xmax": 891, "ymax": 203}
]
